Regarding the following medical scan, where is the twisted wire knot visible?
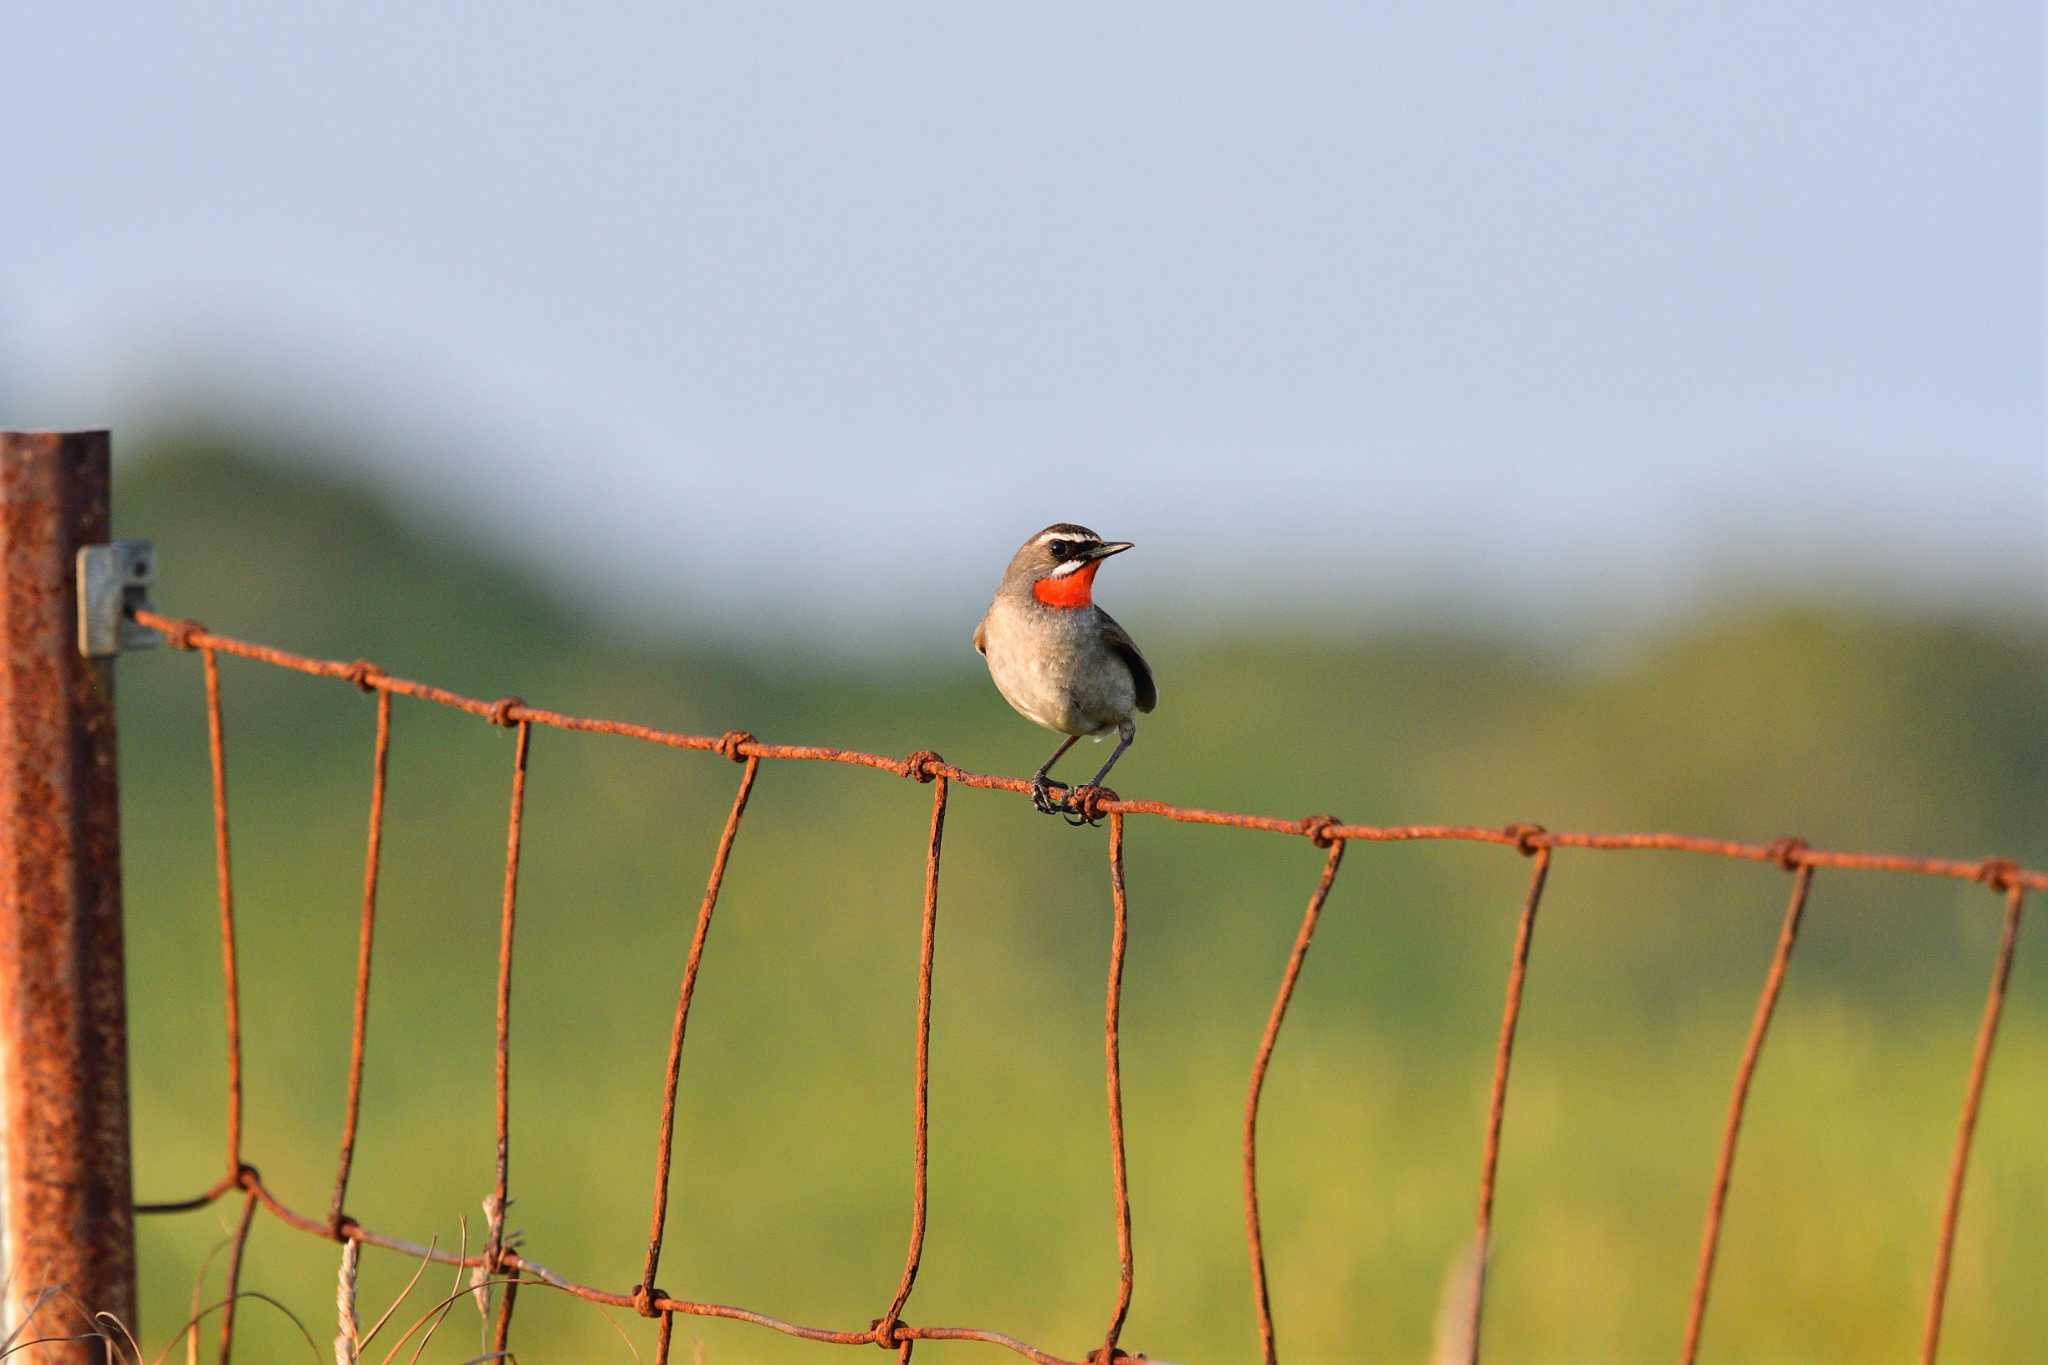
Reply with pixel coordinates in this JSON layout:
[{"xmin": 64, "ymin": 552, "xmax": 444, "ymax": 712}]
[
  {"xmin": 1764, "ymin": 836, "xmax": 1809, "ymax": 872},
  {"xmin": 1065, "ymin": 784, "xmax": 1118, "ymax": 826},
  {"xmin": 1975, "ymin": 857, "xmax": 2019, "ymax": 893},
  {"xmin": 868, "ymin": 1316, "xmax": 906, "ymax": 1351},
  {"xmin": 901, "ymin": 750, "xmax": 945, "ymax": 783},
  {"xmin": 343, "ymin": 658, "xmax": 384, "ymax": 694},
  {"xmin": 486, "ymin": 696, "xmax": 525, "ymax": 728},
  {"xmin": 631, "ymin": 1283, "xmax": 664, "ymax": 1319},
  {"xmin": 1300, "ymin": 814, "xmax": 1342, "ymax": 848},
  {"xmin": 1503, "ymin": 822, "xmax": 1547, "ymax": 857},
  {"xmin": 163, "ymin": 617, "xmax": 207, "ymax": 651},
  {"xmin": 717, "ymin": 729, "xmax": 755, "ymax": 763}
]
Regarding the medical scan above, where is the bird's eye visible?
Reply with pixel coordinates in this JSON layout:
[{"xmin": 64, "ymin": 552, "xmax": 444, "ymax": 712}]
[{"xmin": 1047, "ymin": 539, "xmax": 1072, "ymax": 559}]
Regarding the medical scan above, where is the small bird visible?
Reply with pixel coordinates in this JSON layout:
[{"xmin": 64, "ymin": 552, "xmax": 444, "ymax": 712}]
[{"xmin": 975, "ymin": 523, "xmax": 1156, "ymax": 820}]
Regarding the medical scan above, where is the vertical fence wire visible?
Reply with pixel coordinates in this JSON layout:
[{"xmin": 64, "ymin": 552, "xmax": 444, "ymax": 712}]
[
  {"xmin": 653, "ymin": 1306, "xmax": 674, "ymax": 1365},
  {"xmin": 1680, "ymin": 859, "xmax": 1814, "ymax": 1364},
  {"xmin": 491, "ymin": 1276, "xmax": 521, "ymax": 1362},
  {"xmin": 874, "ymin": 773, "xmax": 950, "ymax": 1360},
  {"xmin": 638, "ymin": 750, "xmax": 762, "ymax": 1309},
  {"xmin": 328, "ymin": 686, "xmax": 392, "ymax": 1232},
  {"xmin": 201, "ymin": 646, "xmax": 245, "ymax": 1184},
  {"xmin": 1097, "ymin": 813, "xmax": 1135, "ymax": 1364},
  {"xmin": 1467, "ymin": 842, "xmax": 1552, "ymax": 1363},
  {"xmin": 1920, "ymin": 880, "xmax": 2026, "ymax": 1365},
  {"xmin": 216, "ymin": 1187, "xmax": 258, "ymax": 1364},
  {"xmin": 1242, "ymin": 834, "xmax": 1348, "ymax": 1365},
  {"xmin": 487, "ymin": 713, "xmax": 533, "ymax": 1329}
]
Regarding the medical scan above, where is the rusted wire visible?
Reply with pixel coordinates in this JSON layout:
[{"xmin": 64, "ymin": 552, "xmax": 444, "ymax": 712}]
[
  {"xmin": 488, "ymin": 720, "xmax": 532, "ymax": 1300},
  {"xmin": 873, "ymin": 775, "xmax": 949, "ymax": 1356},
  {"xmin": 1680, "ymin": 862, "xmax": 1815, "ymax": 1364},
  {"xmin": 1242, "ymin": 838, "xmax": 1348, "ymax": 1365},
  {"xmin": 122, "ymin": 610, "xmax": 2043, "ymax": 1365},
  {"xmin": 217, "ymin": 1184, "xmax": 258, "ymax": 1364},
  {"xmin": 126, "ymin": 611, "xmax": 2048, "ymax": 892},
  {"xmin": 492, "ymin": 1275, "xmax": 520, "ymax": 1362},
  {"xmin": 201, "ymin": 646, "xmax": 245, "ymax": 1182},
  {"xmin": 1920, "ymin": 881, "xmax": 2027, "ymax": 1365},
  {"xmin": 1097, "ymin": 813, "xmax": 1134, "ymax": 1364},
  {"xmin": 637, "ymin": 754, "xmax": 762, "ymax": 1311},
  {"xmin": 328, "ymin": 687, "xmax": 392, "ymax": 1232},
  {"xmin": 1468, "ymin": 845, "xmax": 1552, "ymax": 1363},
  {"xmin": 164, "ymin": 1157, "xmax": 1095, "ymax": 1363}
]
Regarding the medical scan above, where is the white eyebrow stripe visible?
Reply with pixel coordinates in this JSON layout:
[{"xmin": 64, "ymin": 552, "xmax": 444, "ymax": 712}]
[{"xmin": 1034, "ymin": 528, "xmax": 1097, "ymax": 546}]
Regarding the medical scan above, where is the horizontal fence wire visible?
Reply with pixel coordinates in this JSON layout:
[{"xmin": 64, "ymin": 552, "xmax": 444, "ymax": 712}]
[{"xmin": 125, "ymin": 609, "xmax": 2035, "ymax": 1365}]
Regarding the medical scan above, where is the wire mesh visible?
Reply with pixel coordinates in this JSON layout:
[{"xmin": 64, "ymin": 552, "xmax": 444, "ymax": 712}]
[{"xmin": 126, "ymin": 609, "xmax": 2035, "ymax": 1365}]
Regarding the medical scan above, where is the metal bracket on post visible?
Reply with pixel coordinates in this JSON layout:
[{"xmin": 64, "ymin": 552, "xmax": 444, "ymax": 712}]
[{"xmin": 76, "ymin": 540, "xmax": 162, "ymax": 658}]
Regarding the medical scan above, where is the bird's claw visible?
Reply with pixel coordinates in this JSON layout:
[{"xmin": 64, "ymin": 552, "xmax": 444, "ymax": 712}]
[
  {"xmin": 1032, "ymin": 776, "xmax": 1110, "ymax": 825},
  {"xmin": 1030, "ymin": 775, "xmax": 1064, "ymax": 815}
]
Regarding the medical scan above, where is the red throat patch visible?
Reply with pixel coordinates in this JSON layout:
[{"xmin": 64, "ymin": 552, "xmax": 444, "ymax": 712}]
[{"xmin": 1033, "ymin": 559, "xmax": 1102, "ymax": 608}]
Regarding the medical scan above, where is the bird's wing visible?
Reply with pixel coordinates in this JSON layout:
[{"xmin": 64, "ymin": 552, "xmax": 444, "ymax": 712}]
[
  {"xmin": 972, "ymin": 617, "xmax": 988, "ymax": 656},
  {"xmin": 1097, "ymin": 610, "xmax": 1157, "ymax": 713}
]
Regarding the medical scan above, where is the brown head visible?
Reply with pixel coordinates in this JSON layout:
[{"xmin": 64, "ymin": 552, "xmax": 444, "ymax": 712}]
[{"xmin": 1000, "ymin": 522, "xmax": 1133, "ymax": 609}]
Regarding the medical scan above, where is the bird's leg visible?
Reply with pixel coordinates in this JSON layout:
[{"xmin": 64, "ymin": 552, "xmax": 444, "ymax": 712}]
[
  {"xmin": 1085, "ymin": 718, "xmax": 1136, "ymax": 789},
  {"xmin": 1063, "ymin": 720, "xmax": 1136, "ymax": 827},
  {"xmin": 1031, "ymin": 733, "xmax": 1084, "ymax": 814}
]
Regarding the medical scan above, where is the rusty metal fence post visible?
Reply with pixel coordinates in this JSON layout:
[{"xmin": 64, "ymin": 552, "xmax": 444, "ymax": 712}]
[{"xmin": 0, "ymin": 431, "xmax": 139, "ymax": 1355}]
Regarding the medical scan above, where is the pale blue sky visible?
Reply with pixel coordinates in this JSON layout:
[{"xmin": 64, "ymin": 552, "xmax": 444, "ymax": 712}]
[{"xmin": 4, "ymin": 3, "xmax": 2041, "ymax": 646}]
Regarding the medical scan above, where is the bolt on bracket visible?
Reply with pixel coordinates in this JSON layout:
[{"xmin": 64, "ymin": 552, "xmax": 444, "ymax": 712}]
[{"xmin": 76, "ymin": 540, "xmax": 162, "ymax": 657}]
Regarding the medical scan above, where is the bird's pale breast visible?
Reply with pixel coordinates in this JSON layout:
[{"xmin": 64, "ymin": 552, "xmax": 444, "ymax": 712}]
[{"xmin": 981, "ymin": 598, "xmax": 1136, "ymax": 737}]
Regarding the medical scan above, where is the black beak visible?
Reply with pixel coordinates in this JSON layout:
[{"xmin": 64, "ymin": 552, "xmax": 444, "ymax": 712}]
[{"xmin": 1086, "ymin": 541, "xmax": 1133, "ymax": 560}]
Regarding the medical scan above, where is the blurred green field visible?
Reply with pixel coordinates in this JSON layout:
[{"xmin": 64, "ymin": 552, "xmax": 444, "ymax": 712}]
[{"xmin": 111, "ymin": 438, "xmax": 2044, "ymax": 1364}]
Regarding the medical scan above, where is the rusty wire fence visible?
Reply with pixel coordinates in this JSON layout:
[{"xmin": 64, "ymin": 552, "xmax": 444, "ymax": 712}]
[{"xmin": 119, "ymin": 606, "xmax": 2037, "ymax": 1365}]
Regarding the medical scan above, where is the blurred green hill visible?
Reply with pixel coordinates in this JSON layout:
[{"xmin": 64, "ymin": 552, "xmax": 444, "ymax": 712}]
[{"xmin": 113, "ymin": 434, "xmax": 2045, "ymax": 1363}]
